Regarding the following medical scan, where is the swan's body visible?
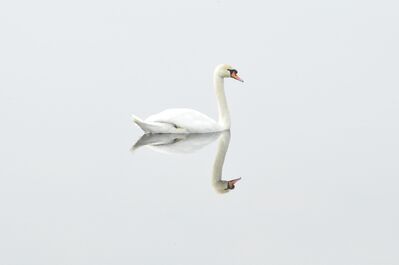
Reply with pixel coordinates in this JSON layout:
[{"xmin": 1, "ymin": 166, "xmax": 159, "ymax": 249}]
[
  {"xmin": 132, "ymin": 109, "xmax": 221, "ymax": 134},
  {"xmin": 132, "ymin": 64, "xmax": 243, "ymax": 134}
]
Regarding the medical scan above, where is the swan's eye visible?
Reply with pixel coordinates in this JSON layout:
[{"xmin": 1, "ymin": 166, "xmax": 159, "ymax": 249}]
[{"xmin": 227, "ymin": 69, "xmax": 238, "ymax": 76}]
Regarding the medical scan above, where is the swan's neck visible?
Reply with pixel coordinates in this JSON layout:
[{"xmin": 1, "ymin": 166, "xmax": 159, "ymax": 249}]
[
  {"xmin": 212, "ymin": 131, "xmax": 230, "ymax": 193},
  {"xmin": 214, "ymin": 75, "xmax": 230, "ymax": 130}
]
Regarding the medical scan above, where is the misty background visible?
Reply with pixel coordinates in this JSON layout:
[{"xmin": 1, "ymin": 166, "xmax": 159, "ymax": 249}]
[{"xmin": 0, "ymin": 0, "xmax": 398, "ymax": 264}]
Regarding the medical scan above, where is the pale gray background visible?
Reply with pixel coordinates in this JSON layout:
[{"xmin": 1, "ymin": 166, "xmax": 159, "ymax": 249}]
[{"xmin": 0, "ymin": 0, "xmax": 398, "ymax": 264}]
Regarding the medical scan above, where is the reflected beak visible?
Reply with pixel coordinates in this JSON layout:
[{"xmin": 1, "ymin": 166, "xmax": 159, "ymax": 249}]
[
  {"xmin": 229, "ymin": 177, "xmax": 242, "ymax": 185},
  {"xmin": 226, "ymin": 177, "xmax": 242, "ymax": 189},
  {"xmin": 231, "ymin": 72, "xmax": 244, "ymax": 82}
]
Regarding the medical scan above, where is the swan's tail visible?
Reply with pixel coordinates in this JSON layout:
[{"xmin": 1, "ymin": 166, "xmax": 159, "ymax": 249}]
[
  {"xmin": 131, "ymin": 114, "xmax": 151, "ymax": 133},
  {"xmin": 132, "ymin": 114, "xmax": 180, "ymax": 133}
]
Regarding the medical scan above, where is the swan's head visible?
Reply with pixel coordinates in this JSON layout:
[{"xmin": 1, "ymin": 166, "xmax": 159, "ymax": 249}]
[{"xmin": 214, "ymin": 64, "xmax": 244, "ymax": 82}]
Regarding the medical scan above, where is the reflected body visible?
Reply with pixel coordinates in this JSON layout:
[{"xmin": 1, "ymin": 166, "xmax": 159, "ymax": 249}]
[
  {"xmin": 131, "ymin": 131, "xmax": 241, "ymax": 192},
  {"xmin": 132, "ymin": 64, "xmax": 243, "ymax": 133}
]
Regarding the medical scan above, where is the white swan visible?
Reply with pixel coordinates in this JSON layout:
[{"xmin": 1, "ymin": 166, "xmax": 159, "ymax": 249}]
[{"xmin": 132, "ymin": 64, "xmax": 243, "ymax": 134}]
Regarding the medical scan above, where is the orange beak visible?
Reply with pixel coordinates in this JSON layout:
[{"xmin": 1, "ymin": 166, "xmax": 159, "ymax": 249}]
[{"xmin": 231, "ymin": 72, "xmax": 244, "ymax": 82}]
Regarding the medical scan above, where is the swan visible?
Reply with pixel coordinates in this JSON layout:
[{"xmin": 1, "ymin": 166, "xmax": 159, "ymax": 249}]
[
  {"xmin": 132, "ymin": 64, "xmax": 244, "ymax": 134},
  {"xmin": 131, "ymin": 131, "xmax": 241, "ymax": 192}
]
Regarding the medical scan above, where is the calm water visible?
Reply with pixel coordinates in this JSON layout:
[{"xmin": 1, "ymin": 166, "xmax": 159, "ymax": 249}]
[{"xmin": 1, "ymin": 1, "xmax": 398, "ymax": 264}]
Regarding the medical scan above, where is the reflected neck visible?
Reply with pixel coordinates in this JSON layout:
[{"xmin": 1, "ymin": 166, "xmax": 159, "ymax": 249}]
[
  {"xmin": 214, "ymin": 75, "xmax": 230, "ymax": 130},
  {"xmin": 212, "ymin": 131, "xmax": 230, "ymax": 193}
]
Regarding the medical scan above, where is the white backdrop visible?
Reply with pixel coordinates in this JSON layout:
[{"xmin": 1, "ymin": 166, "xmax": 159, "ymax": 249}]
[{"xmin": 1, "ymin": 0, "xmax": 398, "ymax": 264}]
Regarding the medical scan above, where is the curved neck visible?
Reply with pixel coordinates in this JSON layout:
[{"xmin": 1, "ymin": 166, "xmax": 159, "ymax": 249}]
[
  {"xmin": 212, "ymin": 131, "xmax": 230, "ymax": 193},
  {"xmin": 214, "ymin": 74, "xmax": 230, "ymax": 130}
]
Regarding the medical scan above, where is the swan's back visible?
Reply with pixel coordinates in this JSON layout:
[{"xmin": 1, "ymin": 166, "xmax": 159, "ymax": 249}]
[{"xmin": 146, "ymin": 108, "xmax": 221, "ymax": 133}]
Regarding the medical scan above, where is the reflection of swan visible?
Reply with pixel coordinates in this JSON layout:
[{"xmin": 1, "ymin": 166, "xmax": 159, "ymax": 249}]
[
  {"xmin": 131, "ymin": 131, "xmax": 241, "ymax": 193},
  {"xmin": 131, "ymin": 132, "xmax": 220, "ymax": 154},
  {"xmin": 211, "ymin": 131, "xmax": 241, "ymax": 193},
  {"xmin": 131, "ymin": 64, "xmax": 244, "ymax": 134}
]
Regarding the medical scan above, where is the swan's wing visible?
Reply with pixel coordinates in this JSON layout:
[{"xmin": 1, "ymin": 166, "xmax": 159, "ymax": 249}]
[{"xmin": 146, "ymin": 108, "xmax": 221, "ymax": 133}]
